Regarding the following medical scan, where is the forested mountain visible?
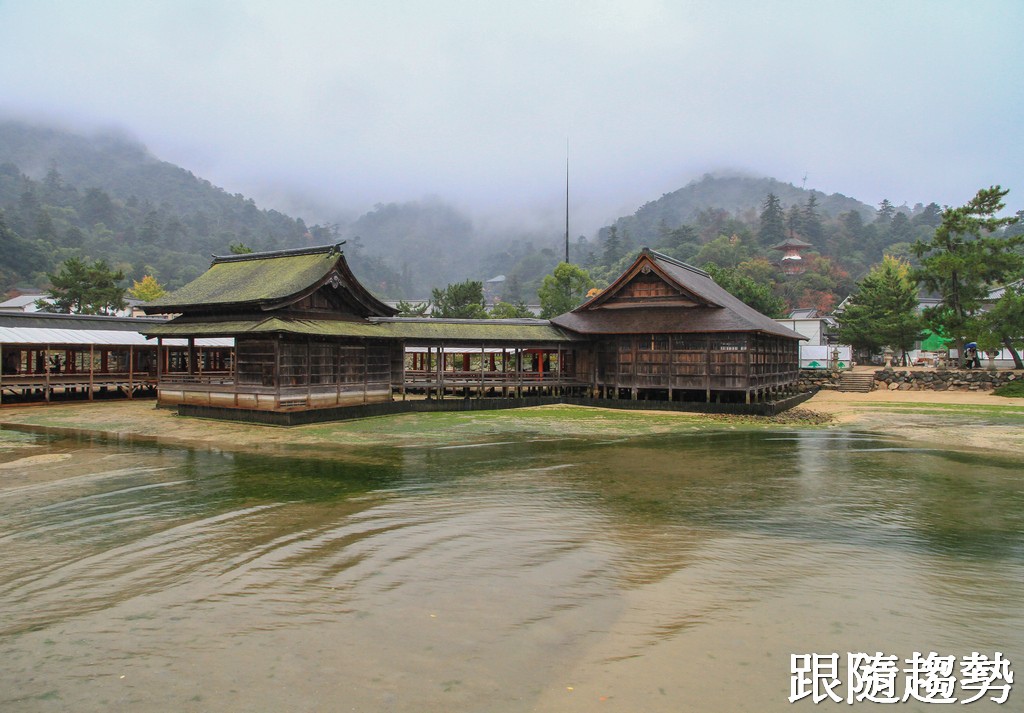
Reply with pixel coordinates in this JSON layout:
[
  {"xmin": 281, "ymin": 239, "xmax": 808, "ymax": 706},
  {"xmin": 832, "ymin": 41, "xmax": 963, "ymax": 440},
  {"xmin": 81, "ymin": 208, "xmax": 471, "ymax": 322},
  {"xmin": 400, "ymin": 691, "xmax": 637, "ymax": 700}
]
[
  {"xmin": 611, "ymin": 174, "xmax": 873, "ymax": 243},
  {"xmin": 0, "ymin": 120, "xmax": 314, "ymax": 290},
  {"xmin": 0, "ymin": 118, "xmax": 967, "ymax": 315},
  {"xmin": 571, "ymin": 174, "xmax": 950, "ymax": 314}
]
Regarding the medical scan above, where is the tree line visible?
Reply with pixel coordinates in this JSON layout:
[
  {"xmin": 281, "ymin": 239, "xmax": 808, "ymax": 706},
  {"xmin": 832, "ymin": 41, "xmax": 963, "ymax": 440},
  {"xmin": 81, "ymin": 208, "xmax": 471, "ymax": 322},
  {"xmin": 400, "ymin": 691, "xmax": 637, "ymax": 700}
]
[{"xmin": 838, "ymin": 187, "xmax": 1024, "ymax": 368}]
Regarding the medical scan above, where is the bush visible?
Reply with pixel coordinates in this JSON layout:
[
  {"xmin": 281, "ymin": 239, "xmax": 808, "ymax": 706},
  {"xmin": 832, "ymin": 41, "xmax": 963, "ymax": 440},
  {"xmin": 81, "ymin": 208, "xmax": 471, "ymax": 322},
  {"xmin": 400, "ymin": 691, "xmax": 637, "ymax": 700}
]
[{"xmin": 992, "ymin": 381, "xmax": 1024, "ymax": 398}]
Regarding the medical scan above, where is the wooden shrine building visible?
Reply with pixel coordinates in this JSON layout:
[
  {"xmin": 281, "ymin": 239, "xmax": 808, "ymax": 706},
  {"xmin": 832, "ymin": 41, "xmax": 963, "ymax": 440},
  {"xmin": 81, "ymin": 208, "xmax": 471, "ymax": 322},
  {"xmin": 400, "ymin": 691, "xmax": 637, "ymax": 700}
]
[
  {"xmin": 551, "ymin": 249, "xmax": 802, "ymax": 403},
  {"xmin": 141, "ymin": 245, "xmax": 803, "ymax": 417}
]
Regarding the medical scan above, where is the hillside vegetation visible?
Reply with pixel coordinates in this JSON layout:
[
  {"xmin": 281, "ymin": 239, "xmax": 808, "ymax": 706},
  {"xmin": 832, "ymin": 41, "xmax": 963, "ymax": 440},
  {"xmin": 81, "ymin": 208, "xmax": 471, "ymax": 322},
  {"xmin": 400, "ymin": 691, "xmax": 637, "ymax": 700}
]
[{"xmin": 0, "ymin": 118, "xmax": 975, "ymax": 314}]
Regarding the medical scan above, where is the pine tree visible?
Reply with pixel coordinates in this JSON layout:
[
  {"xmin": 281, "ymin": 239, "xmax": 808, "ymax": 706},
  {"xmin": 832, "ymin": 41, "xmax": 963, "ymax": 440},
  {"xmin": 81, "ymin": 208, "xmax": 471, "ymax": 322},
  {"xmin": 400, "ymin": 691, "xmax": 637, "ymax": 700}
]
[
  {"xmin": 758, "ymin": 193, "xmax": 786, "ymax": 247},
  {"xmin": 838, "ymin": 255, "xmax": 923, "ymax": 361},
  {"xmin": 876, "ymin": 199, "xmax": 896, "ymax": 224},
  {"xmin": 42, "ymin": 258, "xmax": 127, "ymax": 315},
  {"xmin": 912, "ymin": 186, "xmax": 1023, "ymax": 365},
  {"xmin": 602, "ymin": 226, "xmax": 623, "ymax": 265},
  {"xmin": 801, "ymin": 194, "xmax": 824, "ymax": 244}
]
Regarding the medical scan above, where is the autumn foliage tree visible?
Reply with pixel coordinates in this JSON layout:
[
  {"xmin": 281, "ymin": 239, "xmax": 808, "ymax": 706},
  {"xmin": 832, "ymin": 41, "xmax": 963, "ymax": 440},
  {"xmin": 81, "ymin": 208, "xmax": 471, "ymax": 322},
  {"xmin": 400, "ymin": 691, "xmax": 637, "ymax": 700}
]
[{"xmin": 127, "ymin": 274, "xmax": 167, "ymax": 301}]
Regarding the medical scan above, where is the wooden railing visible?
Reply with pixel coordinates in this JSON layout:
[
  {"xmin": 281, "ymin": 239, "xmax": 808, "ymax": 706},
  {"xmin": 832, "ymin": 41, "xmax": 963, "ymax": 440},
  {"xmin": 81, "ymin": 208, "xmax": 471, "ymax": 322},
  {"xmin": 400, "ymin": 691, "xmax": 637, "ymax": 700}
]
[{"xmin": 159, "ymin": 371, "xmax": 234, "ymax": 385}]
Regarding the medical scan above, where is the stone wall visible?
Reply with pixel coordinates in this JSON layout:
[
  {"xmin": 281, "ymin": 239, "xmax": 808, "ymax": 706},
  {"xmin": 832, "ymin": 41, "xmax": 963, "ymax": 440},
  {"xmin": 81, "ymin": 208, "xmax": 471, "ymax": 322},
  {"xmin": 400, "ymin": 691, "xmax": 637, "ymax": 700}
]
[
  {"xmin": 797, "ymin": 370, "xmax": 842, "ymax": 391},
  {"xmin": 872, "ymin": 369, "xmax": 1022, "ymax": 391},
  {"xmin": 796, "ymin": 368, "xmax": 1024, "ymax": 392}
]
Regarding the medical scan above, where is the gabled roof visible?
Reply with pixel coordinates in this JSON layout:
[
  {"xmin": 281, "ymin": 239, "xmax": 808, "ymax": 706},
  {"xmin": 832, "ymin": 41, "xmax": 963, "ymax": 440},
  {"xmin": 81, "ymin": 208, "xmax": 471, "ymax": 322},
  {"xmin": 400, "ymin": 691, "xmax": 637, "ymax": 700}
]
[
  {"xmin": 551, "ymin": 249, "xmax": 804, "ymax": 339},
  {"xmin": 771, "ymin": 236, "xmax": 813, "ymax": 250},
  {"xmin": 143, "ymin": 244, "xmax": 397, "ymax": 317}
]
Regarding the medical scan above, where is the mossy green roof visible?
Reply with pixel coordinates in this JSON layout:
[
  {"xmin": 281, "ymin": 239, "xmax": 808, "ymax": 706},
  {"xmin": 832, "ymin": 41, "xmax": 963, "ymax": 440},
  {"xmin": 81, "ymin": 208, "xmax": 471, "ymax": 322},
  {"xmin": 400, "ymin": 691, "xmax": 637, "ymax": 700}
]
[
  {"xmin": 143, "ymin": 316, "xmax": 576, "ymax": 344},
  {"xmin": 147, "ymin": 251, "xmax": 339, "ymax": 310},
  {"xmin": 376, "ymin": 319, "xmax": 576, "ymax": 343}
]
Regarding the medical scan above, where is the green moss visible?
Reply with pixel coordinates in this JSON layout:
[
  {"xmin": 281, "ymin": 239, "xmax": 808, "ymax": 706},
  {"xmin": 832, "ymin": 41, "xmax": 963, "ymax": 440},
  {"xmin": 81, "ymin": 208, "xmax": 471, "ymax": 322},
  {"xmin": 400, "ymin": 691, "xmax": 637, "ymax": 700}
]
[{"xmin": 151, "ymin": 251, "xmax": 338, "ymax": 308}]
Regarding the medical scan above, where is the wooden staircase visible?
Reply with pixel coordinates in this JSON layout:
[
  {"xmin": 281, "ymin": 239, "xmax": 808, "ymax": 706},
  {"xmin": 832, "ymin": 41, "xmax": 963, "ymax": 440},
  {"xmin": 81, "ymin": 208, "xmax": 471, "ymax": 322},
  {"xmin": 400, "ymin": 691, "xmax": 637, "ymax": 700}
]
[{"xmin": 837, "ymin": 372, "xmax": 875, "ymax": 393}]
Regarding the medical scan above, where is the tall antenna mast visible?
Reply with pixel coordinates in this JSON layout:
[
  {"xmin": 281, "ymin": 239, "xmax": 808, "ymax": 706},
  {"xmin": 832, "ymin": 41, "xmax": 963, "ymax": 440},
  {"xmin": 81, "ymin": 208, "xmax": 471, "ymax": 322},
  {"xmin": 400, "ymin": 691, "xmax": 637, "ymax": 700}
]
[{"xmin": 565, "ymin": 137, "xmax": 570, "ymax": 264}]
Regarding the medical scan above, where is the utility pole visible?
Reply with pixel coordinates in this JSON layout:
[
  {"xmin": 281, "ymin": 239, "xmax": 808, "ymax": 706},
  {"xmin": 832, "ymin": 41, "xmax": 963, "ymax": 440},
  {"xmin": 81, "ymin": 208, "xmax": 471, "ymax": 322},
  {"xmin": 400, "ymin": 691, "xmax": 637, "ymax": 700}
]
[{"xmin": 565, "ymin": 138, "xmax": 570, "ymax": 265}]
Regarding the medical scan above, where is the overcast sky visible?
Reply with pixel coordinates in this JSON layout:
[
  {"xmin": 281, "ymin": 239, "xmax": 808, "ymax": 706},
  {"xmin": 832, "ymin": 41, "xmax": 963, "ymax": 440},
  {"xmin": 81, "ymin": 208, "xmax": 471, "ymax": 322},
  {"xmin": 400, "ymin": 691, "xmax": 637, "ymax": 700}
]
[{"xmin": 1, "ymin": 1, "xmax": 1022, "ymax": 235}]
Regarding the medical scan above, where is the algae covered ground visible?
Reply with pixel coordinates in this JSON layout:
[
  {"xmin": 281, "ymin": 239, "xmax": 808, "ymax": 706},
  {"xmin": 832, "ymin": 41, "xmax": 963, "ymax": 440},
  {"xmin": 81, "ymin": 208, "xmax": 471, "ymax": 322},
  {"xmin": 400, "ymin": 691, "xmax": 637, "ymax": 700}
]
[
  {"xmin": 0, "ymin": 400, "xmax": 829, "ymax": 455},
  {"xmin": 1, "ymin": 389, "xmax": 1023, "ymax": 458}
]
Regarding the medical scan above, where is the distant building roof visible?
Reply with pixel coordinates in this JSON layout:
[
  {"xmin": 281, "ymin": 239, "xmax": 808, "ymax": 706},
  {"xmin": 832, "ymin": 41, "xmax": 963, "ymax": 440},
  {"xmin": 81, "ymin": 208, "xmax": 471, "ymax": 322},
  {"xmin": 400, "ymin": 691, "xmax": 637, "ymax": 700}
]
[
  {"xmin": 988, "ymin": 279, "xmax": 1023, "ymax": 301},
  {"xmin": 0, "ymin": 294, "xmax": 50, "ymax": 312},
  {"xmin": 771, "ymin": 237, "xmax": 814, "ymax": 250},
  {"xmin": 551, "ymin": 249, "xmax": 803, "ymax": 339},
  {"xmin": 0, "ymin": 311, "xmax": 224, "ymax": 347}
]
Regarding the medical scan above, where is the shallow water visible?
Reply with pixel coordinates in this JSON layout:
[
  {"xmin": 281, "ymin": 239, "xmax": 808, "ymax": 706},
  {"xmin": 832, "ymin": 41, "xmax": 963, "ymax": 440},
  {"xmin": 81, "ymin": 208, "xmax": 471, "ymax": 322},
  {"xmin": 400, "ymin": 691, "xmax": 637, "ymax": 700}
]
[{"xmin": 0, "ymin": 426, "xmax": 1020, "ymax": 711}]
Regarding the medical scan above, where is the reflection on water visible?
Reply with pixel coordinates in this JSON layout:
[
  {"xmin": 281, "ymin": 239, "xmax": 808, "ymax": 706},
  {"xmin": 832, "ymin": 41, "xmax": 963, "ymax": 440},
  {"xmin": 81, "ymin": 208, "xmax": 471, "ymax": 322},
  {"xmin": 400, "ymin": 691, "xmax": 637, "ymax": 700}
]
[{"xmin": 0, "ymin": 427, "xmax": 1021, "ymax": 711}]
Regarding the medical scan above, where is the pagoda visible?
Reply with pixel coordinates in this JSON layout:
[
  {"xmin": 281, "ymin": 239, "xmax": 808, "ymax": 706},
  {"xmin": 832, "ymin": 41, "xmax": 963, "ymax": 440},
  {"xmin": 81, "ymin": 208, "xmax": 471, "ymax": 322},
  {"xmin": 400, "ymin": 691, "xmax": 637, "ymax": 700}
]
[{"xmin": 771, "ymin": 236, "xmax": 813, "ymax": 275}]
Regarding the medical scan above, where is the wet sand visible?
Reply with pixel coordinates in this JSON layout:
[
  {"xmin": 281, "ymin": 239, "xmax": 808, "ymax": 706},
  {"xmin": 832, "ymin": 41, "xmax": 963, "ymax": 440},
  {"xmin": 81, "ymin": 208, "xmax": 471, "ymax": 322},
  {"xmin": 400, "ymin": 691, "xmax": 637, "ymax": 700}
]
[
  {"xmin": 804, "ymin": 388, "xmax": 1024, "ymax": 454},
  {"xmin": 2, "ymin": 387, "xmax": 1024, "ymax": 461}
]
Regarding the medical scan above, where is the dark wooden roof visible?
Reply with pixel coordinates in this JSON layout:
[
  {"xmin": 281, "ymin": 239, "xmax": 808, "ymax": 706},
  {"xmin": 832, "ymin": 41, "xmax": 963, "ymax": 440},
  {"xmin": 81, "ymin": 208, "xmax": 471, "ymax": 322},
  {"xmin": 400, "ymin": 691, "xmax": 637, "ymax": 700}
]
[
  {"xmin": 0, "ymin": 311, "xmax": 167, "ymax": 331},
  {"xmin": 551, "ymin": 249, "xmax": 804, "ymax": 339},
  {"xmin": 771, "ymin": 236, "xmax": 814, "ymax": 250},
  {"xmin": 143, "ymin": 244, "xmax": 398, "ymax": 318}
]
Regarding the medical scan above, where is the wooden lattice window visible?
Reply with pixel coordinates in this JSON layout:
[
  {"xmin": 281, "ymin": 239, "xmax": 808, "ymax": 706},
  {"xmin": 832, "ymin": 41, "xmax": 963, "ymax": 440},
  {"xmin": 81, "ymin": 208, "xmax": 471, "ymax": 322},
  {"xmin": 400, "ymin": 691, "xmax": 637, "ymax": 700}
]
[{"xmin": 620, "ymin": 272, "xmax": 676, "ymax": 299}]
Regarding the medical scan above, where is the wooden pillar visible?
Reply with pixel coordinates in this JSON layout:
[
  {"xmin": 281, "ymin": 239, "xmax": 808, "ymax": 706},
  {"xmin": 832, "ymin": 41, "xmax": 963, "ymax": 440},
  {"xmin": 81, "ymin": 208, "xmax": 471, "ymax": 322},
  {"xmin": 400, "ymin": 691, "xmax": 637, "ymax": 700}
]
[
  {"xmin": 44, "ymin": 344, "xmax": 51, "ymax": 402},
  {"xmin": 705, "ymin": 337, "xmax": 712, "ymax": 403},
  {"xmin": 438, "ymin": 342, "xmax": 445, "ymax": 400},
  {"xmin": 479, "ymin": 344, "xmax": 485, "ymax": 398},
  {"xmin": 335, "ymin": 344, "xmax": 342, "ymax": 407},
  {"xmin": 0, "ymin": 342, "xmax": 4, "ymax": 406},
  {"xmin": 187, "ymin": 338, "xmax": 195, "ymax": 376},
  {"xmin": 632, "ymin": 336, "xmax": 638, "ymax": 398},
  {"xmin": 363, "ymin": 342, "xmax": 369, "ymax": 405},
  {"xmin": 667, "ymin": 335, "xmax": 675, "ymax": 402},
  {"xmin": 516, "ymin": 348, "xmax": 522, "ymax": 398},
  {"xmin": 128, "ymin": 345, "xmax": 134, "ymax": 399},
  {"xmin": 307, "ymin": 338, "xmax": 313, "ymax": 405},
  {"xmin": 556, "ymin": 346, "xmax": 562, "ymax": 395},
  {"xmin": 400, "ymin": 343, "xmax": 407, "ymax": 402}
]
